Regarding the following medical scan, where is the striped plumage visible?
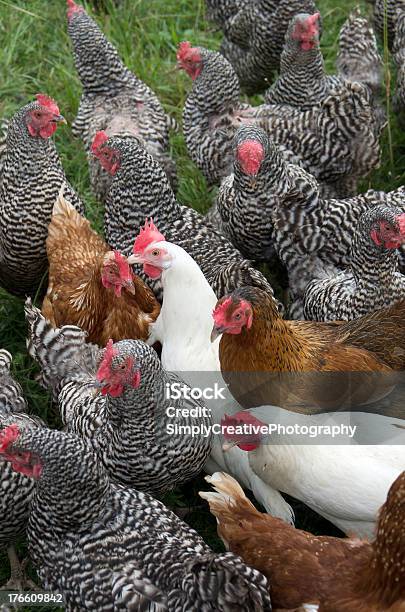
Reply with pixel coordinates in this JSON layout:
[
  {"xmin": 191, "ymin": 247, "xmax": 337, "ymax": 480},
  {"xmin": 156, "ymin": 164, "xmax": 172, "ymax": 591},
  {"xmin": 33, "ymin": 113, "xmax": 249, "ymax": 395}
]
[
  {"xmin": 393, "ymin": 9, "xmax": 405, "ymax": 120},
  {"xmin": 253, "ymin": 79, "xmax": 383, "ymax": 198},
  {"xmin": 0, "ymin": 99, "xmax": 84, "ymax": 297},
  {"xmin": 207, "ymin": 0, "xmax": 319, "ymax": 94},
  {"xmin": 303, "ymin": 204, "xmax": 405, "ymax": 321},
  {"xmin": 1, "ymin": 426, "xmax": 271, "ymax": 611},
  {"xmin": 66, "ymin": 0, "xmax": 176, "ymax": 202},
  {"xmin": 368, "ymin": 0, "xmax": 405, "ymax": 49},
  {"xmin": 25, "ymin": 301, "xmax": 212, "ymax": 497},
  {"xmin": 214, "ymin": 125, "xmax": 319, "ymax": 262},
  {"xmin": 180, "ymin": 44, "xmax": 249, "ymax": 186},
  {"xmin": 336, "ymin": 7, "xmax": 383, "ymax": 98},
  {"xmin": 265, "ymin": 13, "xmax": 341, "ymax": 110},
  {"xmin": 98, "ymin": 135, "xmax": 277, "ymax": 301},
  {"xmin": 0, "ymin": 349, "xmax": 44, "ymax": 588}
]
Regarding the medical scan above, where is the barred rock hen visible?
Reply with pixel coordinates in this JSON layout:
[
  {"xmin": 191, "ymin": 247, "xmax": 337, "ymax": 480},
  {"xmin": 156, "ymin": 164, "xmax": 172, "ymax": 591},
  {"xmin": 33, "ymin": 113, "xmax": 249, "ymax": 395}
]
[
  {"xmin": 66, "ymin": 0, "xmax": 176, "ymax": 202},
  {"xmin": 336, "ymin": 7, "xmax": 383, "ymax": 98},
  {"xmin": 0, "ymin": 425, "xmax": 271, "ymax": 611},
  {"xmin": 212, "ymin": 286, "xmax": 405, "ymax": 411},
  {"xmin": 42, "ymin": 191, "xmax": 160, "ymax": 345},
  {"xmin": 201, "ymin": 471, "xmax": 405, "ymax": 611},
  {"xmin": 0, "ymin": 350, "xmax": 44, "ymax": 590},
  {"xmin": 92, "ymin": 132, "xmax": 277, "ymax": 301},
  {"xmin": 214, "ymin": 125, "xmax": 392, "ymax": 315},
  {"xmin": 215, "ymin": 125, "xmax": 318, "ymax": 263},
  {"xmin": 26, "ymin": 301, "xmax": 211, "ymax": 497},
  {"xmin": 368, "ymin": 0, "xmax": 405, "ymax": 49},
  {"xmin": 304, "ymin": 204, "xmax": 405, "ymax": 321},
  {"xmin": 264, "ymin": 13, "xmax": 341, "ymax": 110},
  {"xmin": 178, "ymin": 42, "xmax": 250, "ymax": 186},
  {"xmin": 205, "ymin": 0, "xmax": 319, "ymax": 94},
  {"xmin": 0, "ymin": 96, "xmax": 84, "ymax": 296},
  {"xmin": 256, "ymin": 79, "xmax": 383, "ymax": 199}
]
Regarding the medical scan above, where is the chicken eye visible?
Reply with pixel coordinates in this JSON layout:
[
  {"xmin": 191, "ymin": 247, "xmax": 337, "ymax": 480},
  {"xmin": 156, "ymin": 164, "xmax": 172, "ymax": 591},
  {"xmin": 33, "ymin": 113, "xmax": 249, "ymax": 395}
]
[
  {"xmin": 151, "ymin": 249, "xmax": 160, "ymax": 257},
  {"xmin": 234, "ymin": 313, "xmax": 242, "ymax": 321},
  {"xmin": 118, "ymin": 363, "xmax": 127, "ymax": 370}
]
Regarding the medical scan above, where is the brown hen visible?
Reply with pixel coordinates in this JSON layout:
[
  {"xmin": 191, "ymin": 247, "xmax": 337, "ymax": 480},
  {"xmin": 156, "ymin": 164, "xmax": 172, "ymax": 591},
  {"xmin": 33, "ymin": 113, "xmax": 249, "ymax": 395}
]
[
  {"xmin": 212, "ymin": 286, "xmax": 405, "ymax": 413},
  {"xmin": 42, "ymin": 191, "xmax": 160, "ymax": 346},
  {"xmin": 200, "ymin": 471, "xmax": 405, "ymax": 611}
]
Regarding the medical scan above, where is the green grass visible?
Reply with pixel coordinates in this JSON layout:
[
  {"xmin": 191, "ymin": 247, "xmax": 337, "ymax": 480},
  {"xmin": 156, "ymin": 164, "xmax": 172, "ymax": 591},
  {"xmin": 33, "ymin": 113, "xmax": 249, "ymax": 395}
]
[{"xmin": 0, "ymin": 0, "xmax": 404, "ymax": 602}]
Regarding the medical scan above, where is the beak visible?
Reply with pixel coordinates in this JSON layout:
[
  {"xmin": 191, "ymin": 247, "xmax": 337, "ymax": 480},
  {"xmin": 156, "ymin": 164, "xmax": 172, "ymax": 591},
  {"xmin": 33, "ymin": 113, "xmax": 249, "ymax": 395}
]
[
  {"xmin": 124, "ymin": 279, "xmax": 135, "ymax": 295},
  {"xmin": 222, "ymin": 440, "xmax": 240, "ymax": 452},
  {"xmin": 89, "ymin": 379, "xmax": 103, "ymax": 397},
  {"xmin": 210, "ymin": 325, "xmax": 225, "ymax": 343},
  {"xmin": 127, "ymin": 253, "xmax": 143, "ymax": 265},
  {"xmin": 53, "ymin": 115, "xmax": 67, "ymax": 125}
]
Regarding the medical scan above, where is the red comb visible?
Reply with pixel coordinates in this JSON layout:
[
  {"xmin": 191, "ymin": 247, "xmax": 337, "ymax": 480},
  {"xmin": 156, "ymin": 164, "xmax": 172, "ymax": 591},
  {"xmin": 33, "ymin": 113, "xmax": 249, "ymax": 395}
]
[
  {"xmin": 133, "ymin": 219, "xmax": 166, "ymax": 255},
  {"xmin": 177, "ymin": 41, "xmax": 192, "ymax": 61},
  {"xmin": 306, "ymin": 12, "xmax": 320, "ymax": 27},
  {"xmin": 236, "ymin": 140, "xmax": 265, "ymax": 175},
  {"xmin": 212, "ymin": 297, "xmax": 232, "ymax": 325},
  {"xmin": 91, "ymin": 131, "xmax": 109, "ymax": 154},
  {"xmin": 35, "ymin": 94, "xmax": 60, "ymax": 116},
  {"xmin": 0, "ymin": 424, "xmax": 20, "ymax": 454},
  {"xmin": 221, "ymin": 411, "xmax": 265, "ymax": 432},
  {"xmin": 114, "ymin": 251, "xmax": 132, "ymax": 281},
  {"xmin": 67, "ymin": 0, "xmax": 84, "ymax": 19},
  {"xmin": 97, "ymin": 339, "xmax": 118, "ymax": 382}
]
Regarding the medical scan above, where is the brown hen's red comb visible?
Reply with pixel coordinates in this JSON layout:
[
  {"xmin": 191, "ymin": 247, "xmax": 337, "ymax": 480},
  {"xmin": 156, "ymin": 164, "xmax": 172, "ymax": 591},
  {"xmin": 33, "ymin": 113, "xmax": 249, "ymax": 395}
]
[
  {"xmin": 212, "ymin": 297, "xmax": 232, "ymax": 325},
  {"xmin": 0, "ymin": 424, "xmax": 20, "ymax": 454},
  {"xmin": 113, "ymin": 251, "xmax": 132, "ymax": 281},
  {"xmin": 133, "ymin": 219, "xmax": 166, "ymax": 255},
  {"xmin": 91, "ymin": 131, "xmax": 109, "ymax": 154},
  {"xmin": 97, "ymin": 339, "xmax": 118, "ymax": 381},
  {"xmin": 36, "ymin": 94, "xmax": 60, "ymax": 116}
]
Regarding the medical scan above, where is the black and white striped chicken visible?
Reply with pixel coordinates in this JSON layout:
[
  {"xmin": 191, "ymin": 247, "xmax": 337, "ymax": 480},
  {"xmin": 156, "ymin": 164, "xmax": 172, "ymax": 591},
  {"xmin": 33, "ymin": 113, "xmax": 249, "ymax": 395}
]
[
  {"xmin": 0, "ymin": 96, "xmax": 84, "ymax": 296},
  {"xmin": 0, "ymin": 424, "xmax": 271, "ymax": 611},
  {"xmin": 92, "ymin": 132, "xmax": 277, "ymax": 301},
  {"xmin": 303, "ymin": 203, "xmax": 405, "ymax": 321},
  {"xmin": 368, "ymin": 0, "xmax": 405, "ymax": 49},
  {"xmin": 0, "ymin": 349, "xmax": 44, "ymax": 590},
  {"xmin": 25, "ymin": 300, "xmax": 212, "ymax": 498},
  {"xmin": 393, "ymin": 8, "xmax": 405, "ymax": 121},
  {"xmin": 264, "ymin": 12, "xmax": 340, "ymax": 110},
  {"xmin": 336, "ymin": 7, "xmax": 383, "ymax": 98},
  {"xmin": 66, "ymin": 0, "xmax": 176, "ymax": 202},
  {"xmin": 205, "ymin": 0, "xmax": 319, "ymax": 94}
]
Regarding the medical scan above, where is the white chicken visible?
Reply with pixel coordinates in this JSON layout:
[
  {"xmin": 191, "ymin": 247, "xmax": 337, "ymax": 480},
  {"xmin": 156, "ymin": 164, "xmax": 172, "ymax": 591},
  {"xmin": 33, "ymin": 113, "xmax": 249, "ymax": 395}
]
[
  {"xmin": 222, "ymin": 405, "xmax": 405, "ymax": 538},
  {"xmin": 128, "ymin": 221, "xmax": 294, "ymax": 524}
]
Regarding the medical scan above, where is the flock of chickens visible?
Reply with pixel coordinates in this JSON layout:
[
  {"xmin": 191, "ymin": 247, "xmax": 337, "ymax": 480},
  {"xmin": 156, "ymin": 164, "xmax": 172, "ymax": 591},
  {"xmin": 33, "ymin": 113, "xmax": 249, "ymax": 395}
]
[{"xmin": 0, "ymin": 0, "xmax": 405, "ymax": 609}]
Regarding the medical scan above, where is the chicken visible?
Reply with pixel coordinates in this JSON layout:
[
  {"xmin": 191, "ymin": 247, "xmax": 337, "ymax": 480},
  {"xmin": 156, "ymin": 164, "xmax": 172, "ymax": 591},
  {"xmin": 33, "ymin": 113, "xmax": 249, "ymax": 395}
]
[
  {"xmin": 0, "ymin": 425, "xmax": 271, "ymax": 611},
  {"xmin": 42, "ymin": 190, "xmax": 160, "ymax": 345},
  {"xmin": 303, "ymin": 204, "xmax": 405, "ymax": 321},
  {"xmin": 253, "ymin": 79, "xmax": 383, "ymax": 199},
  {"xmin": 264, "ymin": 13, "xmax": 341, "ymax": 110},
  {"xmin": 211, "ymin": 286, "xmax": 405, "ymax": 411},
  {"xmin": 91, "ymin": 132, "xmax": 278, "ymax": 302},
  {"xmin": 0, "ymin": 95, "xmax": 84, "ymax": 296},
  {"xmin": 128, "ymin": 223, "xmax": 294, "ymax": 524},
  {"xmin": 368, "ymin": 0, "xmax": 405, "ymax": 49},
  {"xmin": 220, "ymin": 407, "xmax": 405, "ymax": 539},
  {"xmin": 205, "ymin": 0, "xmax": 319, "ymax": 95},
  {"xmin": 66, "ymin": 0, "xmax": 176, "ymax": 202},
  {"xmin": 177, "ymin": 41, "xmax": 251, "ymax": 187},
  {"xmin": 0, "ymin": 349, "xmax": 44, "ymax": 590},
  {"xmin": 25, "ymin": 300, "xmax": 212, "ymax": 498},
  {"xmin": 214, "ymin": 125, "xmax": 396, "ymax": 315},
  {"xmin": 336, "ymin": 7, "xmax": 383, "ymax": 99},
  {"xmin": 200, "ymin": 470, "xmax": 405, "ymax": 611}
]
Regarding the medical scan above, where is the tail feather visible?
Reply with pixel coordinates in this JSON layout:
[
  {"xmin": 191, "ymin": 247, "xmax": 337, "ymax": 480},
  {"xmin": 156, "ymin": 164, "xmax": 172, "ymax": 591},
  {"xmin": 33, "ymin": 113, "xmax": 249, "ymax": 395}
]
[
  {"xmin": 200, "ymin": 472, "xmax": 259, "ymax": 519},
  {"xmin": 184, "ymin": 552, "xmax": 271, "ymax": 611},
  {"xmin": 25, "ymin": 298, "xmax": 100, "ymax": 399}
]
